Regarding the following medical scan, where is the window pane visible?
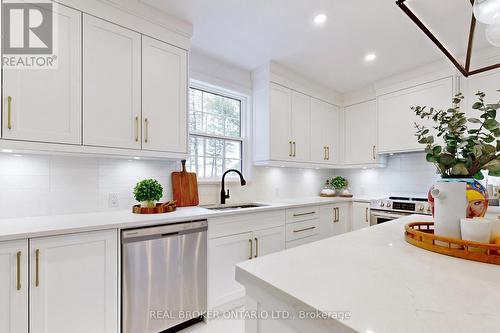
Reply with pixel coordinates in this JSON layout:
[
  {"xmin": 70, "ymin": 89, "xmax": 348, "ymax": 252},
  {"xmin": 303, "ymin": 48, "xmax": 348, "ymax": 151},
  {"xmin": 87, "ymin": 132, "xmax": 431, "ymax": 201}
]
[
  {"xmin": 189, "ymin": 89, "xmax": 203, "ymax": 112},
  {"xmin": 225, "ymin": 159, "xmax": 241, "ymax": 171},
  {"xmin": 225, "ymin": 118, "xmax": 240, "ymax": 137},
  {"xmin": 225, "ymin": 140, "xmax": 241, "ymax": 159},
  {"xmin": 205, "ymin": 138, "xmax": 224, "ymax": 157},
  {"xmin": 205, "ymin": 158, "xmax": 223, "ymax": 178},
  {"xmin": 190, "ymin": 136, "xmax": 204, "ymax": 157},
  {"xmin": 205, "ymin": 114, "xmax": 225, "ymax": 135}
]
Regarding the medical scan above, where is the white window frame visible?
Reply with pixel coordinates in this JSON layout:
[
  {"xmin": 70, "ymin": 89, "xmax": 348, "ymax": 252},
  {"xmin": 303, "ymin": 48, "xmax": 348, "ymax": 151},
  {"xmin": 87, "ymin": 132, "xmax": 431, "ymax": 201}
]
[{"xmin": 188, "ymin": 80, "xmax": 251, "ymax": 183}]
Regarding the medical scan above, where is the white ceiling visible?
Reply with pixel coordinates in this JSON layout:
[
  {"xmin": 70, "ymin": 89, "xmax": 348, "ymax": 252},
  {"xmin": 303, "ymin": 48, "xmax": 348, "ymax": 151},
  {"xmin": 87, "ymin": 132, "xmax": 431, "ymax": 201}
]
[{"xmin": 141, "ymin": 0, "xmax": 464, "ymax": 93}]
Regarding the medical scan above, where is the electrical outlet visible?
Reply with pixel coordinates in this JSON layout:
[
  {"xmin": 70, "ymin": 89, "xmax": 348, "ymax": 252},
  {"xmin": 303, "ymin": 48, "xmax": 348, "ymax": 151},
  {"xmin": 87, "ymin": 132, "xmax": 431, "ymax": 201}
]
[{"xmin": 108, "ymin": 192, "xmax": 119, "ymax": 208}]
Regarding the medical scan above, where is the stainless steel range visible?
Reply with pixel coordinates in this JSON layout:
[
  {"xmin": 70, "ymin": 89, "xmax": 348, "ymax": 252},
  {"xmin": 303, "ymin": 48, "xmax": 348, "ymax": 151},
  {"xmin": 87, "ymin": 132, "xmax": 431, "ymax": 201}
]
[{"xmin": 370, "ymin": 196, "xmax": 432, "ymax": 225}]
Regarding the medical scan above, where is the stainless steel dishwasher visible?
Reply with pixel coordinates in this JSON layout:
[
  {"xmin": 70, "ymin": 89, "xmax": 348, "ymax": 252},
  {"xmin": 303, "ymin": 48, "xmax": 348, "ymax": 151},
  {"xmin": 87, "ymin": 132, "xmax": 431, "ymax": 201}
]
[{"xmin": 122, "ymin": 220, "xmax": 207, "ymax": 333}]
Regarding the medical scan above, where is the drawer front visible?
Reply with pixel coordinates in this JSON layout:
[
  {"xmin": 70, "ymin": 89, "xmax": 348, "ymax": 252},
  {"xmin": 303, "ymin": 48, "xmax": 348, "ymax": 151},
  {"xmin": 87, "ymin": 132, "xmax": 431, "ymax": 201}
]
[
  {"xmin": 286, "ymin": 234, "xmax": 321, "ymax": 249},
  {"xmin": 286, "ymin": 218, "xmax": 320, "ymax": 242},
  {"xmin": 208, "ymin": 209, "xmax": 286, "ymax": 239},
  {"xmin": 286, "ymin": 206, "xmax": 320, "ymax": 223}
]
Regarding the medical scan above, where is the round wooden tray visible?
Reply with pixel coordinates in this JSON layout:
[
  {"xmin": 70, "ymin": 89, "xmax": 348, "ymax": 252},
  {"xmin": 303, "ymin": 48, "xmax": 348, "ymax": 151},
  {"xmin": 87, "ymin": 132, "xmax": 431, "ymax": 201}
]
[
  {"xmin": 405, "ymin": 222, "xmax": 500, "ymax": 265},
  {"xmin": 132, "ymin": 203, "xmax": 177, "ymax": 214},
  {"xmin": 320, "ymin": 194, "xmax": 337, "ymax": 197}
]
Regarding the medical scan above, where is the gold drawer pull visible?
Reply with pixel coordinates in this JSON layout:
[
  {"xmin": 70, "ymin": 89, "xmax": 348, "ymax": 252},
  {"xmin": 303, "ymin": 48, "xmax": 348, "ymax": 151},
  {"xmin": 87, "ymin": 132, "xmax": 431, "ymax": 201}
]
[
  {"xmin": 248, "ymin": 239, "xmax": 253, "ymax": 260},
  {"xmin": 254, "ymin": 237, "xmax": 259, "ymax": 258},
  {"xmin": 35, "ymin": 249, "xmax": 40, "ymax": 287},
  {"xmin": 135, "ymin": 116, "xmax": 139, "ymax": 142},
  {"xmin": 16, "ymin": 251, "xmax": 21, "ymax": 291},
  {"xmin": 293, "ymin": 211, "xmax": 315, "ymax": 217},
  {"xmin": 293, "ymin": 226, "xmax": 316, "ymax": 233},
  {"xmin": 7, "ymin": 96, "xmax": 12, "ymax": 130},
  {"xmin": 144, "ymin": 118, "xmax": 149, "ymax": 143}
]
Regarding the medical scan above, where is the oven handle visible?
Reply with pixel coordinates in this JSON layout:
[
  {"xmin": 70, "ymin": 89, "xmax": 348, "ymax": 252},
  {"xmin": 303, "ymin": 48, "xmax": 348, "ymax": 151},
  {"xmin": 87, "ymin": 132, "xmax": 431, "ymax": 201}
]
[{"xmin": 370, "ymin": 211, "xmax": 409, "ymax": 219}]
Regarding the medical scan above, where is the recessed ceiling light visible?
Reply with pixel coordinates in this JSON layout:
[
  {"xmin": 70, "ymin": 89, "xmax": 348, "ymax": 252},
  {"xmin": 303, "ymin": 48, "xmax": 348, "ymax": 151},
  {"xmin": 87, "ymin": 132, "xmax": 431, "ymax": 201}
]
[
  {"xmin": 1, "ymin": 149, "xmax": 13, "ymax": 153},
  {"xmin": 365, "ymin": 53, "xmax": 377, "ymax": 62},
  {"xmin": 133, "ymin": 157, "xmax": 141, "ymax": 160},
  {"xmin": 313, "ymin": 13, "xmax": 327, "ymax": 25}
]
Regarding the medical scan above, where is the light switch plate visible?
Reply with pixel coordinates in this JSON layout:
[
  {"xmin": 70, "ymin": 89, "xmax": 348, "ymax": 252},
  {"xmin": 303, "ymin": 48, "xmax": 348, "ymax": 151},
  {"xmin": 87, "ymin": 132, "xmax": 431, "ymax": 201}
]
[{"xmin": 108, "ymin": 192, "xmax": 119, "ymax": 208}]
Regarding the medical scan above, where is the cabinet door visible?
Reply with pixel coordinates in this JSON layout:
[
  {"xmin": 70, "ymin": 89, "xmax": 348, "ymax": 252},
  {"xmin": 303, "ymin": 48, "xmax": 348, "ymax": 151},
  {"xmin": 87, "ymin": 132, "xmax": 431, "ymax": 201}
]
[
  {"xmin": 290, "ymin": 91, "xmax": 311, "ymax": 162},
  {"xmin": 269, "ymin": 83, "xmax": 292, "ymax": 161},
  {"xmin": 378, "ymin": 77, "xmax": 453, "ymax": 153},
  {"xmin": 463, "ymin": 69, "xmax": 500, "ymax": 129},
  {"xmin": 0, "ymin": 240, "xmax": 28, "ymax": 333},
  {"xmin": 253, "ymin": 226, "xmax": 285, "ymax": 258},
  {"xmin": 310, "ymin": 98, "xmax": 328, "ymax": 163},
  {"xmin": 3, "ymin": 5, "xmax": 81, "ymax": 144},
  {"xmin": 30, "ymin": 230, "xmax": 118, "ymax": 333},
  {"xmin": 319, "ymin": 205, "xmax": 335, "ymax": 238},
  {"xmin": 325, "ymin": 103, "xmax": 340, "ymax": 164},
  {"xmin": 142, "ymin": 36, "xmax": 187, "ymax": 153},
  {"xmin": 208, "ymin": 232, "xmax": 253, "ymax": 308},
  {"xmin": 352, "ymin": 202, "xmax": 371, "ymax": 231},
  {"xmin": 83, "ymin": 15, "xmax": 141, "ymax": 149},
  {"xmin": 334, "ymin": 204, "xmax": 349, "ymax": 235},
  {"xmin": 344, "ymin": 100, "xmax": 377, "ymax": 165}
]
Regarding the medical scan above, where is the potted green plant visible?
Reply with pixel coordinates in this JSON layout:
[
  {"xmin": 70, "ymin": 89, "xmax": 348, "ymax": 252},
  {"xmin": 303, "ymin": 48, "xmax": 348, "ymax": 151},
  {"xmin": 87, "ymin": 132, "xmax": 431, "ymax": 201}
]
[
  {"xmin": 134, "ymin": 179, "xmax": 163, "ymax": 208},
  {"xmin": 413, "ymin": 91, "xmax": 499, "ymax": 239},
  {"xmin": 330, "ymin": 176, "xmax": 351, "ymax": 197}
]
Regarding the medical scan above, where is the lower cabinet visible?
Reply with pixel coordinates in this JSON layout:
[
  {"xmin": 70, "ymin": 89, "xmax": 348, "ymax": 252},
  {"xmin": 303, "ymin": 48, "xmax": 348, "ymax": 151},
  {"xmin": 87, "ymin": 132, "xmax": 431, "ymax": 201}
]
[
  {"xmin": 352, "ymin": 202, "xmax": 371, "ymax": 230},
  {"xmin": 207, "ymin": 211, "xmax": 286, "ymax": 309},
  {"xmin": 0, "ymin": 240, "xmax": 28, "ymax": 333},
  {"xmin": 320, "ymin": 203, "xmax": 350, "ymax": 238},
  {"xmin": 0, "ymin": 230, "xmax": 118, "ymax": 333}
]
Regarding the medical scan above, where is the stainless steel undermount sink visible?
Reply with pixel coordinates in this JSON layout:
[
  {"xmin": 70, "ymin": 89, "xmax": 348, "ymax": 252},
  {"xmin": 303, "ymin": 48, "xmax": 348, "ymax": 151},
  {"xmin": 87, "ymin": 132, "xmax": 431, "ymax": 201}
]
[{"xmin": 203, "ymin": 203, "xmax": 269, "ymax": 211}]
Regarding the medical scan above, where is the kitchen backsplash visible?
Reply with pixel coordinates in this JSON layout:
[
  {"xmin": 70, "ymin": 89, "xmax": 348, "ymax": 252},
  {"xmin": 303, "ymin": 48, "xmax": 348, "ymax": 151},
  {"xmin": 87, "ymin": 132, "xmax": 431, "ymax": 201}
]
[
  {"xmin": 0, "ymin": 153, "xmax": 331, "ymax": 219},
  {"xmin": 0, "ymin": 152, "xmax": 496, "ymax": 219},
  {"xmin": 335, "ymin": 152, "xmax": 500, "ymax": 198}
]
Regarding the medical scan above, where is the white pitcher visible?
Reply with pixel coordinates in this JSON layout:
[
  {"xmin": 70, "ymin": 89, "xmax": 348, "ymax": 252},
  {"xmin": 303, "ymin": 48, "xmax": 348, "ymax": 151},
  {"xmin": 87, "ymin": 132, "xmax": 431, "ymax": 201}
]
[{"xmin": 431, "ymin": 180, "xmax": 468, "ymax": 240}]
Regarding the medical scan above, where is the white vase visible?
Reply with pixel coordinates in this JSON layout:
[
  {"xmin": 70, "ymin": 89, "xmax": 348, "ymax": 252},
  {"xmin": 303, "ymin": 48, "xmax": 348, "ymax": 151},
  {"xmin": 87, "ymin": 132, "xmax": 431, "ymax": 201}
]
[{"xmin": 431, "ymin": 179, "xmax": 468, "ymax": 240}]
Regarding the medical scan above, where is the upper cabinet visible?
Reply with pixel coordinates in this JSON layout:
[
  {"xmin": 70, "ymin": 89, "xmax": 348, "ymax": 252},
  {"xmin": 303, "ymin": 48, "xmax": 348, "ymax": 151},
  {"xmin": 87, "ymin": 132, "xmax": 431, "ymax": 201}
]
[
  {"xmin": 1, "ymin": 3, "xmax": 190, "ymax": 159},
  {"xmin": 377, "ymin": 77, "xmax": 454, "ymax": 154},
  {"xmin": 463, "ymin": 69, "xmax": 500, "ymax": 123},
  {"xmin": 83, "ymin": 15, "xmax": 142, "ymax": 150},
  {"xmin": 263, "ymin": 83, "xmax": 312, "ymax": 163},
  {"xmin": 344, "ymin": 100, "xmax": 378, "ymax": 165},
  {"xmin": 310, "ymin": 98, "xmax": 340, "ymax": 164},
  {"xmin": 2, "ymin": 5, "xmax": 81, "ymax": 145},
  {"xmin": 142, "ymin": 36, "xmax": 188, "ymax": 153}
]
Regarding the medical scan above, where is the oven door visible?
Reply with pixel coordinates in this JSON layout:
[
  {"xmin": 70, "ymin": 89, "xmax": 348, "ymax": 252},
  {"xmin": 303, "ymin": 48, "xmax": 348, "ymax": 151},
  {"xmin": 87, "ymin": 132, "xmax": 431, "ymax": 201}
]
[{"xmin": 370, "ymin": 210, "xmax": 410, "ymax": 225}]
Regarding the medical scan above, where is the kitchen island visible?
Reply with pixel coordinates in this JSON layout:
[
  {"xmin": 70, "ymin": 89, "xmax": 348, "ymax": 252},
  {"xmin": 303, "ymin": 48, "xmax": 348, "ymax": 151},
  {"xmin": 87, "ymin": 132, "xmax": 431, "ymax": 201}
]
[{"xmin": 236, "ymin": 215, "xmax": 500, "ymax": 333}]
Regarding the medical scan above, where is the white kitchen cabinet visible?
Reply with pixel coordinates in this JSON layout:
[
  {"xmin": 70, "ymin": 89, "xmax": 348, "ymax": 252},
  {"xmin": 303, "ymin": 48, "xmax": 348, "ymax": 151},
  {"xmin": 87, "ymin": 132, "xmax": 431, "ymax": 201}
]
[
  {"xmin": 290, "ymin": 91, "xmax": 311, "ymax": 162},
  {"xmin": 344, "ymin": 100, "xmax": 378, "ymax": 165},
  {"xmin": 377, "ymin": 77, "xmax": 453, "ymax": 153},
  {"xmin": 310, "ymin": 98, "xmax": 340, "ymax": 164},
  {"xmin": 320, "ymin": 204, "xmax": 349, "ymax": 238},
  {"xmin": 253, "ymin": 226, "xmax": 285, "ymax": 258},
  {"xmin": 352, "ymin": 202, "xmax": 371, "ymax": 231},
  {"xmin": 142, "ymin": 36, "xmax": 188, "ymax": 153},
  {"xmin": 29, "ymin": 230, "xmax": 118, "ymax": 333},
  {"xmin": 269, "ymin": 83, "xmax": 293, "ymax": 161},
  {"xmin": 0, "ymin": 240, "xmax": 28, "ymax": 333},
  {"xmin": 208, "ymin": 210, "xmax": 286, "ymax": 308},
  {"xmin": 463, "ymin": 69, "xmax": 500, "ymax": 126},
  {"xmin": 83, "ymin": 15, "xmax": 141, "ymax": 149},
  {"xmin": 208, "ymin": 232, "xmax": 254, "ymax": 308},
  {"xmin": 2, "ymin": 5, "xmax": 81, "ymax": 144}
]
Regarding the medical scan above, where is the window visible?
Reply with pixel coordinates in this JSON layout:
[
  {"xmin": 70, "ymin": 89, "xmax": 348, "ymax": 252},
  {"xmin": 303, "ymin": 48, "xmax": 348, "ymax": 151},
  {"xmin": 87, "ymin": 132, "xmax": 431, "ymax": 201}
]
[{"xmin": 188, "ymin": 86, "xmax": 244, "ymax": 179}]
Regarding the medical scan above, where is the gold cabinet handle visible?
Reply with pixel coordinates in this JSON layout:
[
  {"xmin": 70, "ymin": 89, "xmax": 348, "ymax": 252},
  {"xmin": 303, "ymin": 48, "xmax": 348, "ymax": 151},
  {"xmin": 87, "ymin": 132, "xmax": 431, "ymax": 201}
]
[
  {"xmin": 16, "ymin": 251, "xmax": 21, "ymax": 291},
  {"xmin": 293, "ymin": 226, "xmax": 316, "ymax": 233},
  {"xmin": 365, "ymin": 207, "xmax": 369, "ymax": 223},
  {"xmin": 332, "ymin": 208, "xmax": 336, "ymax": 223},
  {"xmin": 134, "ymin": 116, "xmax": 139, "ymax": 142},
  {"xmin": 327, "ymin": 146, "xmax": 330, "ymax": 161},
  {"xmin": 372, "ymin": 145, "xmax": 376, "ymax": 160},
  {"xmin": 254, "ymin": 237, "xmax": 259, "ymax": 258},
  {"xmin": 248, "ymin": 239, "xmax": 253, "ymax": 260},
  {"xmin": 7, "ymin": 96, "xmax": 12, "ymax": 130},
  {"xmin": 144, "ymin": 118, "xmax": 149, "ymax": 143},
  {"xmin": 35, "ymin": 249, "xmax": 40, "ymax": 287},
  {"xmin": 324, "ymin": 147, "xmax": 327, "ymax": 160},
  {"xmin": 293, "ymin": 142, "xmax": 296, "ymax": 157},
  {"xmin": 289, "ymin": 141, "xmax": 293, "ymax": 157}
]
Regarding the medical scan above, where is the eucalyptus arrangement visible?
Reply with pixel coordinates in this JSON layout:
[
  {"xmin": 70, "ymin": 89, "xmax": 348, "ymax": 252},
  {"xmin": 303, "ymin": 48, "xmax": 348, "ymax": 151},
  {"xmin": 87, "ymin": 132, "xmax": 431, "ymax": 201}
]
[
  {"xmin": 330, "ymin": 176, "xmax": 348, "ymax": 190},
  {"xmin": 133, "ymin": 179, "xmax": 163, "ymax": 208},
  {"xmin": 413, "ymin": 91, "xmax": 500, "ymax": 180}
]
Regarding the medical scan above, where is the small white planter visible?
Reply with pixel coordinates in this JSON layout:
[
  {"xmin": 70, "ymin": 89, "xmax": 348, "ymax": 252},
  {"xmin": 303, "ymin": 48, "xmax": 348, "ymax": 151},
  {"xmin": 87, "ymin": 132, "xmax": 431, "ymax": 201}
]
[
  {"xmin": 431, "ymin": 180, "xmax": 468, "ymax": 240},
  {"xmin": 460, "ymin": 218, "xmax": 492, "ymax": 244}
]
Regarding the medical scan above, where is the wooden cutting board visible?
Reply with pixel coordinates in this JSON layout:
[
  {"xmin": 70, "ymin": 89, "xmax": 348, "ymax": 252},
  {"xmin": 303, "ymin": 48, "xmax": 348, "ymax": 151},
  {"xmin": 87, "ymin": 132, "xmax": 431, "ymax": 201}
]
[{"xmin": 172, "ymin": 160, "xmax": 199, "ymax": 207}]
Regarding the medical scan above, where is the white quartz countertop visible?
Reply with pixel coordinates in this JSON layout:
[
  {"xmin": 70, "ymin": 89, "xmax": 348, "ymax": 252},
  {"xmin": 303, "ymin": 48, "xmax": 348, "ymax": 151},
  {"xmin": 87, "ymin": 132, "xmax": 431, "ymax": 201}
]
[
  {"xmin": 0, "ymin": 196, "xmax": 364, "ymax": 241},
  {"xmin": 236, "ymin": 215, "xmax": 500, "ymax": 333}
]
